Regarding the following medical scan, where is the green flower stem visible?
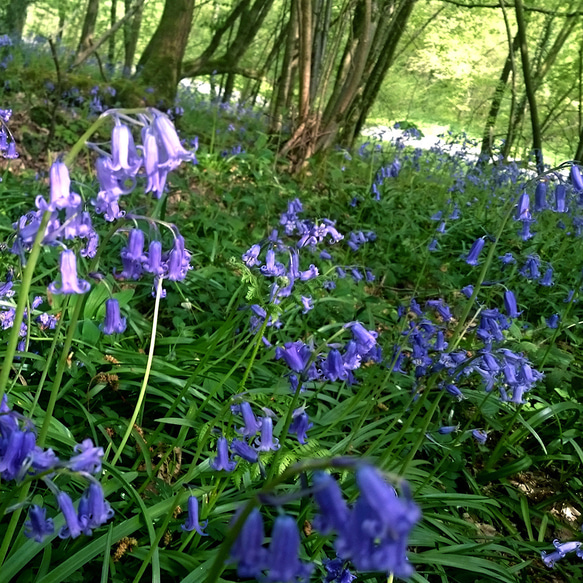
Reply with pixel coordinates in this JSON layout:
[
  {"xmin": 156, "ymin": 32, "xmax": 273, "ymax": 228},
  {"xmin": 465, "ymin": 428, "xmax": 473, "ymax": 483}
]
[
  {"xmin": 448, "ymin": 201, "xmax": 515, "ymax": 351},
  {"xmin": 399, "ymin": 390, "xmax": 444, "ymax": 474},
  {"xmin": 111, "ymin": 276, "xmax": 164, "ymax": 467},
  {"xmin": 37, "ymin": 293, "xmax": 85, "ymax": 448},
  {"xmin": 28, "ymin": 297, "xmax": 69, "ymax": 417},
  {"xmin": 0, "ymin": 481, "xmax": 31, "ymax": 566},
  {"xmin": 376, "ymin": 377, "xmax": 436, "ymax": 469},
  {"xmin": 132, "ymin": 492, "xmax": 182, "ymax": 583},
  {"xmin": 265, "ymin": 381, "xmax": 304, "ymax": 482},
  {"xmin": 0, "ymin": 210, "xmax": 52, "ymax": 403},
  {"xmin": 36, "ymin": 222, "xmax": 119, "ymax": 449},
  {"xmin": 483, "ymin": 404, "xmax": 523, "ymax": 471}
]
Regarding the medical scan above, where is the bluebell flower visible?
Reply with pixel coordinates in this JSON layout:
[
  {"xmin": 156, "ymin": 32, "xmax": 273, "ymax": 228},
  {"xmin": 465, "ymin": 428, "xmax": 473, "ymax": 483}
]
[
  {"xmin": 426, "ymin": 299, "xmax": 452, "ymax": 322},
  {"xmin": 461, "ymin": 284, "xmax": 474, "ymax": 298},
  {"xmin": 542, "ymin": 539, "xmax": 583, "ymax": 568},
  {"xmin": 472, "ymin": 429, "xmax": 488, "ymax": 444},
  {"xmin": 24, "ymin": 505, "xmax": 54, "ymax": 542},
  {"xmin": 554, "ymin": 184, "xmax": 567, "ymax": 212},
  {"xmin": 323, "ymin": 558, "xmax": 356, "ymax": 583},
  {"xmin": 77, "ymin": 481, "xmax": 114, "ymax": 535},
  {"xmin": 534, "ymin": 181, "xmax": 548, "ymax": 211},
  {"xmin": 57, "ymin": 491, "xmax": 83, "ymax": 539},
  {"xmin": 444, "ymin": 383, "xmax": 463, "ymax": 400},
  {"xmin": 142, "ymin": 126, "xmax": 168, "ymax": 198},
  {"xmin": 438, "ymin": 425, "xmax": 459, "ymax": 434},
  {"xmin": 365, "ymin": 269, "xmax": 375, "ymax": 282},
  {"xmin": 571, "ymin": 165, "xmax": 583, "ymax": 192},
  {"xmin": 540, "ymin": 267, "xmax": 553, "ymax": 287},
  {"xmin": 231, "ymin": 439, "xmax": 259, "ymax": 463},
  {"xmin": 519, "ymin": 219, "xmax": 535, "ymax": 241},
  {"xmin": 143, "ymin": 241, "xmax": 166, "ymax": 277},
  {"xmin": 499, "ymin": 253, "xmax": 516, "ymax": 265},
  {"xmin": 301, "ymin": 296, "xmax": 313, "ymax": 313},
  {"xmin": 0, "ymin": 428, "xmax": 36, "ymax": 480},
  {"xmin": 546, "ymin": 314, "xmax": 559, "ymax": 329},
  {"xmin": 428, "ymin": 238, "xmax": 438, "ymax": 251},
  {"xmin": 230, "ymin": 508, "xmax": 267, "ymax": 578},
  {"xmin": 36, "ymin": 161, "xmax": 82, "ymax": 212},
  {"xmin": 181, "ymin": 495, "xmax": 208, "ymax": 535},
  {"xmin": 334, "ymin": 466, "xmax": 420, "ymax": 577},
  {"xmin": 254, "ymin": 417, "xmax": 280, "ymax": 452},
  {"xmin": 119, "ymin": 229, "xmax": 146, "ymax": 280},
  {"xmin": 264, "ymin": 515, "xmax": 314, "ymax": 583},
  {"xmin": 322, "ymin": 349, "xmax": 349, "ymax": 382},
  {"xmin": 111, "ymin": 122, "xmax": 141, "ymax": 177},
  {"xmin": 289, "ymin": 408, "xmax": 312, "ymax": 444},
  {"xmin": 519, "ymin": 254, "xmax": 541, "ymax": 280},
  {"xmin": 275, "ymin": 341, "xmax": 312, "ymax": 373},
  {"xmin": 68, "ymin": 438, "xmax": 103, "ymax": 474},
  {"xmin": 101, "ymin": 298, "xmax": 126, "ymax": 335},
  {"xmin": 350, "ymin": 268, "xmax": 363, "ymax": 282},
  {"xmin": 503, "ymin": 290, "xmax": 521, "ymax": 318},
  {"xmin": 211, "ymin": 436, "xmax": 237, "ymax": 471},
  {"xmin": 167, "ymin": 235, "xmax": 191, "ymax": 281},
  {"xmin": 234, "ymin": 402, "xmax": 262, "ymax": 437},
  {"xmin": 313, "ymin": 472, "xmax": 349, "ymax": 534},
  {"xmin": 347, "ymin": 322, "xmax": 377, "ymax": 354},
  {"xmin": 465, "ymin": 237, "xmax": 485, "ymax": 266},
  {"xmin": 49, "ymin": 250, "xmax": 90, "ymax": 295},
  {"xmin": 300, "ymin": 265, "xmax": 319, "ymax": 281},
  {"xmin": 261, "ymin": 249, "xmax": 286, "ymax": 277},
  {"xmin": 152, "ymin": 112, "xmax": 196, "ymax": 171},
  {"xmin": 515, "ymin": 192, "xmax": 530, "ymax": 220}
]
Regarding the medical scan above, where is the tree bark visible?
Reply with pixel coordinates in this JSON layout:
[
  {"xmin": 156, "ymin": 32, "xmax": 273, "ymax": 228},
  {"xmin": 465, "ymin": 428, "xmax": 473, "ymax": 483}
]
[
  {"xmin": 514, "ymin": 0, "xmax": 543, "ymax": 173},
  {"xmin": 480, "ymin": 10, "xmax": 519, "ymax": 160},
  {"xmin": 108, "ymin": 0, "xmax": 117, "ymax": 69},
  {"xmin": 340, "ymin": 0, "xmax": 417, "ymax": 148},
  {"xmin": 136, "ymin": 0, "xmax": 196, "ymax": 103},
  {"xmin": 123, "ymin": 0, "xmax": 144, "ymax": 76},
  {"xmin": 5, "ymin": 0, "xmax": 34, "ymax": 42},
  {"xmin": 77, "ymin": 0, "xmax": 101, "ymax": 57}
]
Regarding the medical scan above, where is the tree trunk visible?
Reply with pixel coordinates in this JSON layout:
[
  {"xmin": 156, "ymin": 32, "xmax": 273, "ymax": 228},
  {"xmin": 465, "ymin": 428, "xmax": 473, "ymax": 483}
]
[
  {"xmin": 77, "ymin": 0, "xmax": 101, "ymax": 56},
  {"xmin": 340, "ymin": 0, "xmax": 417, "ymax": 148},
  {"xmin": 268, "ymin": 2, "xmax": 297, "ymax": 133},
  {"xmin": 136, "ymin": 0, "xmax": 196, "ymax": 104},
  {"xmin": 5, "ymin": 0, "xmax": 33, "ymax": 42},
  {"xmin": 108, "ymin": 0, "xmax": 117, "ymax": 70},
  {"xmin": 514, "ymin": 0, "xmax": 543, "ymax": 173},
  {"xmin": 123, "ymin": 0, "xmax": 144, "ymax": 77},
  {"xmin": 480, "ymin": 33, "xmax": 520, "ymax": 160}
]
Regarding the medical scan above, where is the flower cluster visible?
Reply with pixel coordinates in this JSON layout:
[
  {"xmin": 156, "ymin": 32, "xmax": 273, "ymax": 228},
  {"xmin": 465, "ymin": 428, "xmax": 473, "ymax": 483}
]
[
  {"xmin": 210, "ymin": 402, "xmax": 281, "ymax": 471},
  {"xmin": 393, "ymin": 294, "xmax": 543, "ymax": 405},
  {"xmin": 313, "ymin": 467, "xmax": 420, "ymax": 577},
  {"xmin": 230, "ymin": 510, "xmax": 314, "ymax": 582},
  {"xmin": 0, "ymin": 108, "xmax": 18, "ymax": 159},
  {"xmin": 229, "ymin": 465, "xmax": 420, "ymax": 581},
  {"xmin": 275, "ymin": 321, "xmax": 381, "ymax": 392},
  {"xmin": 0, "ymin": 396, "xmax": 112, "ymax": 542},
  {"xmin": 541, "ymin": 539, "xmax": 583, "ymax": 568}
]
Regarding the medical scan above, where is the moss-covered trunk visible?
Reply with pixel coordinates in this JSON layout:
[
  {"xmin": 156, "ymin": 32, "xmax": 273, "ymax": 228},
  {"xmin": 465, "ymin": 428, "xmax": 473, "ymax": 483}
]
[{"xmin": 136, "ymin": 0, "xmax": 195, "ymax": 104}]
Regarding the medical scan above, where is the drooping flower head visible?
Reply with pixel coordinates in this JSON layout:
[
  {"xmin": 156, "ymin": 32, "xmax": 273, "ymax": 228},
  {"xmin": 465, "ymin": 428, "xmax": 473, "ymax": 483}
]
[{"xmin": 48, "ymin": 249, "xmax": 90, "ymax": 295}]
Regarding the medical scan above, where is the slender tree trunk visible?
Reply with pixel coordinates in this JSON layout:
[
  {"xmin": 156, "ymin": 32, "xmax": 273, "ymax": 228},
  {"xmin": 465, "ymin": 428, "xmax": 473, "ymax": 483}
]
[
  {"xmin": 77, "ymin": 0, "xmax": 101, "ymax": 56},
  {"xmin": 108, "ymin": 0, "xmax": 117, "ymax": 70},
  {"xmin": 341, "ymin": 0, "xmax": 416, "ymax": 147},
  {"xmin": 269, "ymin": 2, "xmax": 297, "ymax": 133},
  {"xmin": 5, "ymin": 0, "xmax": 33, "ymax": 42},
  {"xmin": 297, "ymin": 0, "xmax": 313, "ymax": 123},
  {"xmin": 514, "ymin": 0, "xmax": 543, "ymax": 173},
  {"xmin": 136, "ymin": 0, "xmax": 196, "ymax": 104},
  {"xmin": 123, "ymin": 0, "xmax": 144, "ymax": 77},
  {"xmin": 480, "ymin": 33, "xmax": 520, "ymax": 159}
]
